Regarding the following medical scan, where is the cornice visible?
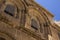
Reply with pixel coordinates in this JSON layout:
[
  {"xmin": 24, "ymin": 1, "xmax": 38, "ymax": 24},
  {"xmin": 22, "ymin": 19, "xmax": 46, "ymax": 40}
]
[
  {"xmin": 32, "ymin": 0, "xmax": 54, "ymax": 17},
  {"xmin": 32, "ymin": 1, "xmax": 54, "ymax": 27}
]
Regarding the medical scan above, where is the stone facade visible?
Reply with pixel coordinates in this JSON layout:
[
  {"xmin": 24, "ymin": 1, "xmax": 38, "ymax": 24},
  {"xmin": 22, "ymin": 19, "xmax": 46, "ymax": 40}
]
[
  {"xmin": 50, "ymin": 21, "xmax": 60, "ymax": 40},
  {"xmin": 0, "ymin": 0, "xmax": 60, "ymax": 40}
]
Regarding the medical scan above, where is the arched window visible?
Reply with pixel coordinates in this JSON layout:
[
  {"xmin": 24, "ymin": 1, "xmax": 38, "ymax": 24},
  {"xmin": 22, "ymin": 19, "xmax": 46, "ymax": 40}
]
[
  {"xmin": 4, "ymin": 4, "xmax": 16, "ymax": 16},
  {"xmin": 31, "ymin": 19, "xmax": 38, "ymax": 30}
]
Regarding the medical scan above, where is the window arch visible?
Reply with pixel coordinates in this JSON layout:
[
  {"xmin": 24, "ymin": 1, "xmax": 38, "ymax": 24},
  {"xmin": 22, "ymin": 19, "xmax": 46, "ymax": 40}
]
[
  {"xmin": 31, "ymin": 19, "xmax": 38, "ymax": 30},
  {"xmin": 4, "ymin": 4, "xmax": 16, "ymax": 16}
]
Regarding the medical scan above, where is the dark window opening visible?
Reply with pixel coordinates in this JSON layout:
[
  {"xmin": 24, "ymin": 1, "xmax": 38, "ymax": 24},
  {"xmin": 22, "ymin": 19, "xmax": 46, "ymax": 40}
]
[
  {"xmin": 31, "ymin": 19, "xmax": 38, "ymax": 30},
  {"xmin": 0, "ymin": 37, "xmax": 6, "ymax": 40},
  {"xmin": 4, "ymin": 4, "xmax": 15, "ymax": 16},
  {"xmin": 4, "ymin": 10, "xmax": 13, "ymax": 16},
  {"xmin": 31, "ymin": 25, "xmax": 38, "ymax": 30}
]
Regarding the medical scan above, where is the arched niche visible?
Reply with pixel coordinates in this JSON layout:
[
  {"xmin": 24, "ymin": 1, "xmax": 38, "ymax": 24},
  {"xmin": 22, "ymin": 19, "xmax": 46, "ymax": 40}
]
[
  {"xmin": 25, "ymin": 7, "xmax": 46, "ymax": 35},
  {"xmin": 31, "ymin": 19, "xmax": 38, "ymax": 30},
  {"xmin": 0, "ymin": 0, "xmax": 27, "ymax": 28}
]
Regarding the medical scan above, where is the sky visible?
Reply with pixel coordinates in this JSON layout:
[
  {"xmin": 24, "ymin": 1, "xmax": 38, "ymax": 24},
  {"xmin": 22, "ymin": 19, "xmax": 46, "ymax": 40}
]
[{"xmin": 35, "ymin": 0, "xmax": 60, "ymax": 21}]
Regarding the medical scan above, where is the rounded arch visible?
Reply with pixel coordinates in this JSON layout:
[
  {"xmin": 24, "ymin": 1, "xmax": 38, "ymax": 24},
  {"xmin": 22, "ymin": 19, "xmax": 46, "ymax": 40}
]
[
  {"xmin": 25, "ymin": 6, "xmax": 46, "ymax": 34},
  {"xmin": 4, "ymin": 0, "xmax": 26, "ymax": 10},
  {"xmin": 27, "ymin": 6, "xmax": 45, "ymax": 24}
]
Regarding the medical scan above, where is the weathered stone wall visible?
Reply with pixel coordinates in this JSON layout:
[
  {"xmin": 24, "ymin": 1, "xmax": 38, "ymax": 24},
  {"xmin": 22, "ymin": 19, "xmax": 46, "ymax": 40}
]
[
  {"xmin": 0, "ymin": 0, "xmax": 59, "ymax": 40},
  {"xmin": 50, "ymin": 25, "xmax": 60, "ymax": 40},
  {"xmin": 0, "ymin": 21, "xmax": 38, "ymax": 40}
]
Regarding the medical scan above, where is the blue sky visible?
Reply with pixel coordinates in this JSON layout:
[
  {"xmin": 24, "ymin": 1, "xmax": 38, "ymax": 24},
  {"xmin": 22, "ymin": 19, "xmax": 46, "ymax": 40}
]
[{"xmin": 35, "ymin": 0, "xmax": 60, "ymax": 21}]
